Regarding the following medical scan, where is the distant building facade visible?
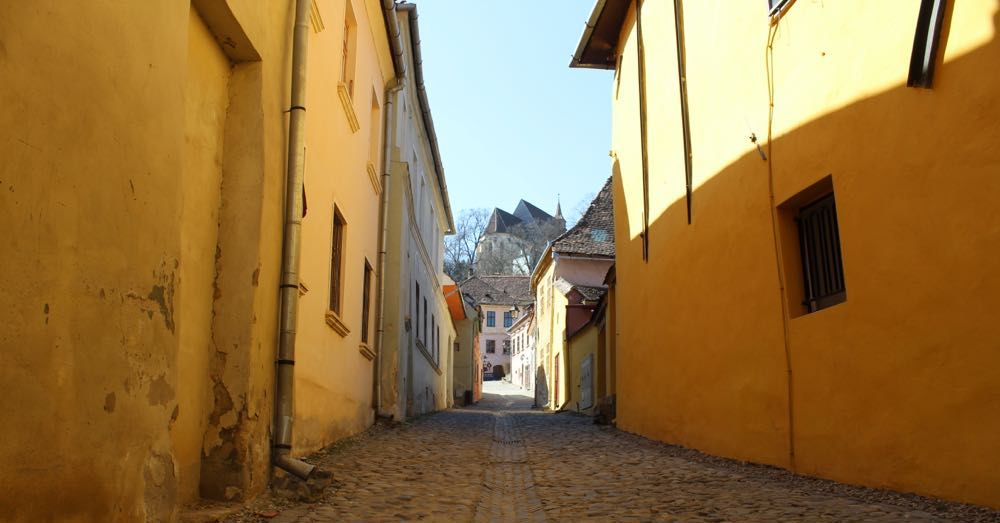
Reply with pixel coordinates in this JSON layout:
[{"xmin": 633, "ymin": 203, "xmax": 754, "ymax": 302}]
[
  {"xmin": 508, "ymin": 305, "xmax": 536, "ymax": 392},
  {"xmin": 459, "ymin": 275, "xmax": 533, "ymax": 380},
  {"xmin": 532, "ymin": 178, "xmax": 615, "ymax": 410}
]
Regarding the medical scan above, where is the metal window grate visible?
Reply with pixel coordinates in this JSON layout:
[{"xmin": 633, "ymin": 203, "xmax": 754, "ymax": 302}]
[{"xmin": 797, "ymin": 193, "xmax": 846, "ymax": 312}]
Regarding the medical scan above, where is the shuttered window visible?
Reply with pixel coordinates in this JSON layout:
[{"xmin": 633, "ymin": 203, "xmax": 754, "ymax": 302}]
[
  {"xmin": 797, "ymin": 193, "xmax": 846, "ymax": 312},
  {"xmin": 329, "ymin": 207, "xmax": 346, "ymax": 314}
]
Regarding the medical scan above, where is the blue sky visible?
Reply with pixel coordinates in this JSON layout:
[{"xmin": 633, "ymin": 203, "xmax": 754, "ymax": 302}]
[{"xmin": 413, "ymin": 1, "xmax": 613, "ymax": 225}]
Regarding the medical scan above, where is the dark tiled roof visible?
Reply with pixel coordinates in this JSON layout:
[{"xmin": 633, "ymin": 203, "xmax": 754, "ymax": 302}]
[
  {"xmin": 459, "ymin": 275, "xmax": 533, "ymax": 306},
  {"xmin": 573, "ymin": 285, "xmax": 607, "ymax": 302},
  {"xmin": 551, "ymin": 177, "xmax": 615, "ymax": 258},
  {"xmin": 513, "ymin": 200, "xmax": 554, "ymax": 223},
  {"xmin": 484, "ymin": 208, "xmax": 523, "ymax": 234}
]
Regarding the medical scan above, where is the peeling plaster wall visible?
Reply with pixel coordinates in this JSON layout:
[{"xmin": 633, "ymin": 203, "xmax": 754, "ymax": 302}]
[
  {"xmin": 0, "ymin": 0, "xmax": 295, "ymax": 519},
  {"xmin": 0, "ymin": 2, "xmax": 187, "ymax": 520}
]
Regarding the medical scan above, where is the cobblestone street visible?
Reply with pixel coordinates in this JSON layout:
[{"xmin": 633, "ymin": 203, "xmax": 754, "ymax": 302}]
[{"xmin": 224, "ymin": 382, "xmax": 1000, "ymax": 523}]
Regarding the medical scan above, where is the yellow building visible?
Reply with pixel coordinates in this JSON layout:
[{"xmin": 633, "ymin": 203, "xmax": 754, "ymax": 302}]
[
  {"xmin": 572, "ymin": 0, "xmax": 1000, "ymax": 508},
  {"xmin": 0, "ymin": 0, "xmax": 408, "ymax": 519},
  {"xmin": 293, "ymin": 0, "xmax": 395, "ymax": 453},
  {"xmin": 531, "ymin": 179, "xmax": 615, "ymax": 411}
]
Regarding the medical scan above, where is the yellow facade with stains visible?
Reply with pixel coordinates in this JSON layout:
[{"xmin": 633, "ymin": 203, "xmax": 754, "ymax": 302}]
[
  {"xmin": 574, "ymin": 0, "xmax": 1000, "ymax": 509},
  {"xmin": 294, "ymin": 0, "xmax": 394, "ymax": 455},
  {"xmin": 0, "ymin": 0, "xmax": 396, "ymax": 520}
]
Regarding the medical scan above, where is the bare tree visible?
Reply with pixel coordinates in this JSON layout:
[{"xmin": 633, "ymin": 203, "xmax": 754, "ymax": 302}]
[
  {"xmin": 474, "ymin": 220, "xmax": 565, "ymax": 276},
  {"xmin": 444, "ymin": 208, "xmax": 489, "ymax": 281},
  {"xmin": 564, "ymin": 192, "xmax": 596, "ymax": 229},
  {"xmin": 507, "ymin": 220, "xmax": 565, "ymax": 274},
  {"xmin": 475, "ymin": 234, "xmax": 529, "ymax": 275}
]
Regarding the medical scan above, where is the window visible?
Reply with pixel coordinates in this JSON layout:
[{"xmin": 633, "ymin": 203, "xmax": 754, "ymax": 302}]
[
  {"xmin": 329, "ymin": 206, "xmax": 346, "ymax": 314},
  {"xmin": 907, "ymin": 0, "xmax": 947, "ymax": 89},
  {"xmin": 486, "ymin": 340, "xmax": 496, "ymax": 354},
  {"xmin": 503, "ymin": 339, "xmax": 511, "ymax": 355},
  {"xmin": 341, "ymin": 1, "xmax": 357, "ymax": 97},
  {"xmin": 361, "ymin": 260, "xmax": 373, "ymax": 344},
  {"xmin": 423, "ymin": 297, "xmax": 428, "ymax": 346},
  {"xmin": 797, "ymin": 193, "xmax": 846, "ymax": 313},
  {"xmin": 414, "ymin": 282, "xmax": 420, "ymax": 339},
  {"xmin": 486, "ymin": 311, "xmax": 495, "ymax": 327},
  {"xmin": 369, "ymin": 89, "xmax": 381, "ymax": 166},
  {"xmin": 503, "ymin": 311, "xmax": 512, "ymax": 328},
  {"xmin": 431, "ymin": 315, "xmax": 436, "ymax": 355},
  {"xmin": 767, "ymin": 0, "xmax": 791, "ymax": 15}
]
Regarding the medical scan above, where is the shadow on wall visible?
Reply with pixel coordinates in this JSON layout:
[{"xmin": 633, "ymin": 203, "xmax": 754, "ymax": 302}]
[
  {"xmin": 614, "ymin": 11, "xmax": 1000, "ymax": 507},
  {"xmin": 534, "ymin": 365, "xmax": 549, "ymax": 408}
]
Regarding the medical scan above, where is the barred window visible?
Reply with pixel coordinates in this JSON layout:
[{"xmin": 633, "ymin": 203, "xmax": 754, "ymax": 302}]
[{"xmin": 797, "ymin": 193, "xmax": 846, "ymax": 313}]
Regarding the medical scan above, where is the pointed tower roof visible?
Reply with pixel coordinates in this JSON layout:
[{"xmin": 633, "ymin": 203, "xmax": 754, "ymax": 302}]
[
  {"xmin": 484, "ymin": 208, "xmax": 523, "ymax": 234},
  {"xmin": 513, "ymin": 200, "xmax": 554, "ymax": 224},
  {"xmin": 554, "ymin": 195, "xmax": 563, "ymax": 219}
]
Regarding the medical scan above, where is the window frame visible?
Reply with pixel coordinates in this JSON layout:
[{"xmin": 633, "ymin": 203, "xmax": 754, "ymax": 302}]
[
  {"xmin": 796, "ymin": 193, "xmax": 847, "ymax": 313},
  {"xmin": 360, "ymin": 259, "xmax": 373, "ymax": 344},
  {"xmin": 486, "ymin": 311, "xmax": 496, "ymax": 327},
  {"xmin": 907, "ymin": 0, "xmax": 947, "ymax": 89},
  {"xmin": 414, "ymin": 282, "xmax": 420, "ymax": 340},
  {"xmin": 328, "ymin": 206, "xmax": 347, "ymax": 315},
  {"xmin": 503, "ymin": 311, "xmax": 513, "ymax": 328},
  {"xmin": 767, "ymin": 0, "xmax": 791, "ymax": 16},
  {"xmin": 341, "ymin": 0, "xmax": 358, "ymax": 97},
  {"xmin": 486, "ymin": 339, "xmax": 496, "ymax": 354}
]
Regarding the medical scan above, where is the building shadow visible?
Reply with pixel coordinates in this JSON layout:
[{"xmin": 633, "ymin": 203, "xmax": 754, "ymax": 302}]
[{"xmin": 613, "ymin": 10, "xmax": 1000, "ymax": 508}]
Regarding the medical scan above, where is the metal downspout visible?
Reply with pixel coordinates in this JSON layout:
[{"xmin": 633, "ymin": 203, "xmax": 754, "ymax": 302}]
[
  {"xmin": 375, "ymin": 0, "xmax": 406, "ymax": 418},
  {"xmin": 636, "ymin": 0, "xmax": 650, "ymax": 261},
  {"xmin": 272, "ymin": 0, "xmax": 315, "ymax": 480},
  {"xmin": 673, "ymin": 0, "xmax": 694, "ymax": 224}
]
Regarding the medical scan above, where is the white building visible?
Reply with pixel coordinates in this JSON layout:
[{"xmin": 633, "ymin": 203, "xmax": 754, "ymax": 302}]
[
  {"xmin": 377, "ymin": 4, "xmax": 455, "ymax": 420},
  {"xmin": 508, "ymin": 305, "xmax": 535, "ymax": 392},
  {"xmin": 458, "ymin": 275, "xmax": 533, "ymax": 381}
]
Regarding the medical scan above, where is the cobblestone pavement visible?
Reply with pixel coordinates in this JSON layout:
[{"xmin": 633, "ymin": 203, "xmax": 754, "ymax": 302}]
[{"xmin": 224, "ymin": 381, "xmax": 1000, "ymax": 522}]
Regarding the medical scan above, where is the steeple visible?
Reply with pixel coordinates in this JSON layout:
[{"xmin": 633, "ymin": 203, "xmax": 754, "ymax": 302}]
[{"xmin": 554, "ymin": 194, "xmax": 563, "ymax": 220}]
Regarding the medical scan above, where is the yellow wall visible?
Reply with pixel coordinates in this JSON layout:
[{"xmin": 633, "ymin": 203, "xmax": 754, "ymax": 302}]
[
  {"xmin": 293, "ymin": 0, "xmax": 394, "ymax": 454},
  {"xmin": 0, "ymin": 0, "xmax": 300, "ymax": 518},
  {"xmin": 566, "ymin": 325, "xmax": 599, "ymax": 415},
  {"xmin": 532, "ymin": 259, "xmax": 569, "ymax": 410},
  {"xmin": 609, "ymin": 0, "xmax": 1000, "ymax": 508}
]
